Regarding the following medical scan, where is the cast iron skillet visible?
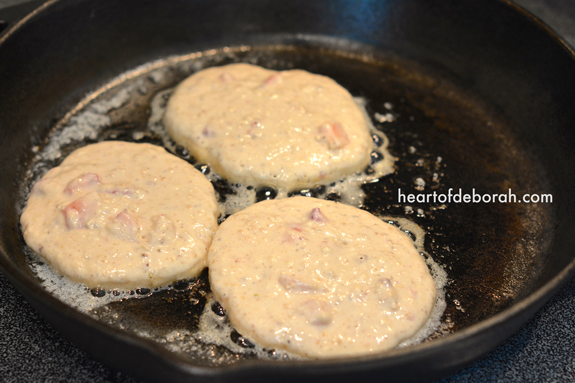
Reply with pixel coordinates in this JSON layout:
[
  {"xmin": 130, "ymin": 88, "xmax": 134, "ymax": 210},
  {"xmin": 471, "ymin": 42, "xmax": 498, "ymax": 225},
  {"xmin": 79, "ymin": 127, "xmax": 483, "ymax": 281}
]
[{"xmin": 1, "ymin": 0, "xmax": 575, "ymax": 382}]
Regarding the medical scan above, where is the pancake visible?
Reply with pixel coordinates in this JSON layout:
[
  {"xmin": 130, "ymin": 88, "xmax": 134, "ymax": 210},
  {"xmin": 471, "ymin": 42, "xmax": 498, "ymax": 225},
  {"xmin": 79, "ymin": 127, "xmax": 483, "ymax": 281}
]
[
  {"xmin": 163, "ymin": 63, "xmax": 373, "ymax": 190},
  {"xmin": 207, "ymin": 196, "xmax": 437, "ymax": 358},
  {"xmin": 20, "ymin": 141, "xmax": 219, "ymax": 289}
]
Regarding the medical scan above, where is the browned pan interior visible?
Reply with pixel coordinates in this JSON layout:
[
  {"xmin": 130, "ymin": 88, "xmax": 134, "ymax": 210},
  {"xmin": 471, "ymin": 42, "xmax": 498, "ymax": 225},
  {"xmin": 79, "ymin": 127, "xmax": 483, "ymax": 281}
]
[{"xmin": 15, "ymin": 42, "xmax": 554, "ymax": 365}]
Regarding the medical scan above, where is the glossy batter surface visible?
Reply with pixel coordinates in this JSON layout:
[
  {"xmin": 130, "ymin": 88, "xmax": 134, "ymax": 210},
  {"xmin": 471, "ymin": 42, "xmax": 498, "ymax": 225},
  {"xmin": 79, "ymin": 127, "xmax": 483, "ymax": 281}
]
[
  {"xmin": 208, "ymin": 197, "xmax": 437, "ymax": 358},
  {"xmin": 163, "ymin": 63, "xmax": 373, "ymax": 190},
  {"xmin": 20, "ymin": 141, "xmax": 219, "ymax": 289}
]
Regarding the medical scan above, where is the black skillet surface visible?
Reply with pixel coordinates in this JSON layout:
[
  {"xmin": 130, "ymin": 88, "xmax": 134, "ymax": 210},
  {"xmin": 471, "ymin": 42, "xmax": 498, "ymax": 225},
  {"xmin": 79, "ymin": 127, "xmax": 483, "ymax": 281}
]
[{"xmin": 1, "ymin": 0, "xmax": 575, "ymax": 382}]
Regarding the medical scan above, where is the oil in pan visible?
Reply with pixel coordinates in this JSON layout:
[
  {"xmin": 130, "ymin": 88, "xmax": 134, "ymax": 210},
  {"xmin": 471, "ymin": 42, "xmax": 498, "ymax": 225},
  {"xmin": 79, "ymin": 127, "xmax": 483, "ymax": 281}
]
[{"xmin": 17, "ymin": 41, "xmax": 552, "ymax": 364}]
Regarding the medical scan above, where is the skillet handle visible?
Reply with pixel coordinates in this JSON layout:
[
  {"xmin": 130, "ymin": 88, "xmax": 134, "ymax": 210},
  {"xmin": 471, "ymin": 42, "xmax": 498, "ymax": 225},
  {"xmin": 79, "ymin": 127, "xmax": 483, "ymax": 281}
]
[{"xmin": 0, "ymin": 0, "xmax": 47, "ymax": 37}]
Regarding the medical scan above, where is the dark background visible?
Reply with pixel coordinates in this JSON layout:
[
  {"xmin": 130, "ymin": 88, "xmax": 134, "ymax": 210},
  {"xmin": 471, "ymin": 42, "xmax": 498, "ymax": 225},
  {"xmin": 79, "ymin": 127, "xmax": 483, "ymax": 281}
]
[{"xmin": 0, "ymin": 0, "xmax": 574, "ymax": 381}]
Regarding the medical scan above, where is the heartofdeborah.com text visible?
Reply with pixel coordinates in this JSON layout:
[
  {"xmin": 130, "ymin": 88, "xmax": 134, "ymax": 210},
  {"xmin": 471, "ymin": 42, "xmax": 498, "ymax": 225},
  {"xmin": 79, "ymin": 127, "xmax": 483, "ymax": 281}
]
[{"xmin": 398, "ymin": 188, "xmax": 552, "ymax": 204}]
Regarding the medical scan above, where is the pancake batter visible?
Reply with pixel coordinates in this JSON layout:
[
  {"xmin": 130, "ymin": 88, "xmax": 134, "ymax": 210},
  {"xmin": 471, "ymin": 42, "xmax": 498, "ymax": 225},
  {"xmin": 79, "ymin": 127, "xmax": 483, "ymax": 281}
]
[
  {"xmin": 208, "ymin": 197, "xmax": 437, "ymax": 358},
  {"xmin": 163, "ymin": 63, "xmax": 374, "ymax": 190},
  {"xmin": 20, "ymin": 141, "xmax": 219, "ymax": 289}
]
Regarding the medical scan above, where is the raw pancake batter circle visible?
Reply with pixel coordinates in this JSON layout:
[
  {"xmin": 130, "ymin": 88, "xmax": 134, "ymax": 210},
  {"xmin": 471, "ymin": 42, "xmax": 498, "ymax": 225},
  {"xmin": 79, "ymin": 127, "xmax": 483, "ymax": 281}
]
[
  {"xmin": 20, "ymin": 141, "xmax": 219, "ymax": 289},
  {"xmin": 208, "ymin": 197, "xmax": 437, "ymax": 358},
  {"xmin": 163, "ymin": 63, "xmax": 373, "ymax": 190}
]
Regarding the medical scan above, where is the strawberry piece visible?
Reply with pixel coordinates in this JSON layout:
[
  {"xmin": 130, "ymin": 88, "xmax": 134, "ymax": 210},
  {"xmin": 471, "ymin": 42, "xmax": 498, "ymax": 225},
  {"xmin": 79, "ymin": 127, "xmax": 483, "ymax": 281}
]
[
  {"xmin": 309, "ymin": 208, "xmax": 327, "ymax": 224},
  {"xmin": 318, "ymin": 122, "xmax": 350, "ymax": 150},
  {"xmin": 64, "ymin": 173, "xmax": 100, "ymax": 194},
  {"xmin": 62, "ymin": 194, "xmax": 99, "ymax": 229}
]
